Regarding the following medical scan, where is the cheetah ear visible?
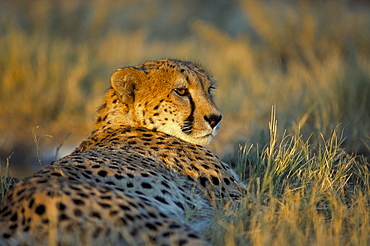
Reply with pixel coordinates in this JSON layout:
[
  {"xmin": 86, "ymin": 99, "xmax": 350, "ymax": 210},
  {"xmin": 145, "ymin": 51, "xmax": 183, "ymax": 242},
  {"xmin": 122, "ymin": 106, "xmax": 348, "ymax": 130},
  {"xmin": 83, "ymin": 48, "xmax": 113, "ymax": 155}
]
[{"xmin": 110, "ymin": 67, "xmax": 144, "ymax": 104}]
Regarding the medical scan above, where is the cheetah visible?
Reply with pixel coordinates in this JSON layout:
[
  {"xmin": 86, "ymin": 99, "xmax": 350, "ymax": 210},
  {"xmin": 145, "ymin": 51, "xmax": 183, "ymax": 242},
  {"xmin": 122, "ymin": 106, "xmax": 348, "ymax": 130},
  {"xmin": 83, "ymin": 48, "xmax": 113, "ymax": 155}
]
[{"xmin": 0, "ymin": 59, "xmax": 245, "ymax": 245}]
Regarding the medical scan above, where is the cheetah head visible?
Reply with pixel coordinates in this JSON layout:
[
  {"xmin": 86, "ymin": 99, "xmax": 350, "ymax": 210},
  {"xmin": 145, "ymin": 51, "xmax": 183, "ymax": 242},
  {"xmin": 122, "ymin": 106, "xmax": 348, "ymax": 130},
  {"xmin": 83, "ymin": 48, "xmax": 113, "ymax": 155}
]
[{"xmin": 97, "ymin": 59, "xmax": 222, "ymax": 146}]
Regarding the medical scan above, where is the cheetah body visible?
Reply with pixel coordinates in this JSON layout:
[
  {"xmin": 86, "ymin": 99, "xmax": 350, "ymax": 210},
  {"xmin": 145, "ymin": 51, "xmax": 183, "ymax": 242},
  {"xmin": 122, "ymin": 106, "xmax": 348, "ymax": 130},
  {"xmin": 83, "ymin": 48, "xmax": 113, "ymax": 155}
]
[{"xmin": 0, "ymin": 59, "xmax": 244, "ymax": 245}]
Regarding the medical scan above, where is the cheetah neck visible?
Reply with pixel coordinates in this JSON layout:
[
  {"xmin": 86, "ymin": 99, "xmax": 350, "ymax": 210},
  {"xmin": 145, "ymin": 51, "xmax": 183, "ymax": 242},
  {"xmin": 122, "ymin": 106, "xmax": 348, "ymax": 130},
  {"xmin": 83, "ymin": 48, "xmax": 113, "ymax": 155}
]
[{"xmin": 95, "ymin": 88, "xmax": 138, "ymax": 129}]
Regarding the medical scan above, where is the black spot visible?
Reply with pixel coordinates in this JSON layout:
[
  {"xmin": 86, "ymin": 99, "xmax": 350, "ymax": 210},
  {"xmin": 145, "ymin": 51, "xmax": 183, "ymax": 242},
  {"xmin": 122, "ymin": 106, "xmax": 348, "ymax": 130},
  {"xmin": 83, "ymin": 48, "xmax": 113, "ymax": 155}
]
[
  {"xmin": 126, "ymin": 214, "xmax": 134, "ymax": 221},
  {"xmin": 148, "ymin": 171, "xmax": 158, "ymax": 176},
  {"xmin": 205, "ymin": 152, "xmax": 214, "ymax": 157},
  {"xmin": 127, "ymin": 166, "xmax": 137, "ymax": 171},
  {"xmin": 119, "ymin": 205, "xmax": 131, "ymax": 211},
  {"xmin": 120, "ymin": 217, "xmax": 127, "ymax": 225},
  {"xmin": 127, "ymin": 183, "xmax": 134, "ymax": 188},
  {"xmin": 145, "ymin": 223, "xmax": 157, "ymax": 231},
  {"xmin": 199, "ymin": 177, "xmax": 207, "ymax": 187},
  {"xmin": 161, "ymin": 181, "xmax": 170, "ymax": 189},
  {"xmin": 28, "ymin": 199, "xmax": 35, "ymax": 209},
  {"xmin": 59, "ymin": 214, "xmax": 69, "ymax": 221},
  {"xmin": 57, "ymin": 202, "xmax": 66, "ymax": 211},
  {"xmin": 110, "ymin": 210, "xmax": 118, "ymax": 216},
  {"xmin": 98, "ymin": 203, "xmax": 111, "ymax": 209},
  {"xmin": 108, "ymin": 165, "xmax": 119, "ymax": 170},
  {"xmin": 141, "ymin": 173, "xmax": 149, "ymax": 177},
  {"xmin": 162, "ymin": 231, "xmax": 174, "ymax": 237},
  {"xmin": 91, "ymin": 212, "xmax": 101, "ymax": 219},
  {"xmin": 174, "ymin": 201, "xmax": 185, "ymax": 211},
  {"xmin": 69, "ymin": 185, "xmax": 82, "ymax": 191},
  {"xmin": 141, "ymin": 182, "xmax": 152, "ymax": 189},
  {"xmin": 224, "ymin": 178, "xmax": 231, "ymax": 185},
  {"xmin": 74, "ymin": 209, "xmax": 82, "ymax": 216},
  {"xmin": 159, "ymin": 212, "xmax": 168, "ymax": 218},
  {"xmin": 35, "ymin": 205, "xmax": 46, "ymax": 215},
  {"xmin": 153, "ymin": 105, "xmax": 159, "ymax": 110},
  {"xmin": 81, "ymin": 172, "xmax": 92, "ymax": 179},
  {"xmin": 10, "ymin": 213, "xmax": 17, "ymax": 222},
  {"xmin": 0, "ymin": 206, "xmax": 9, "ymax": 215},
  {"xmin": 161, "ymin": 189, "xmax": 170, "ymax": 195},
  {"xmin": 127, "ymin": 173, "xmax": 134, "ymax": 179},
  {"xmin": 127, "ymin": 141, "xmax": 137, "ymax": 145},
  {"xmin": 171, "ymin": 222, "xmax": 184, "ymax": 229},
  {"xmin": 72, "ymin": 199, "xmax": 85, "ymax": 205},
  {"xmin": 114, "ymin": 174, "xmax": 124, "ymax": 179},
  {"xmin": 135, "ymin": 191, "xmax": 145, "ymax": 195},
  {"xmin": 154, "ymin": 196, "xmax": 169, "ymax": 204},
  {"xmin": 179, "ymin": 239, "xmax": 188, "ymax": 246},
  {"xmin": 188, "ymin": 233, "xmax": 200, "ymax": 238},
  {"xmin": 190, "ymin": 164, "xmax": 199, "ymax": 172},
  {"xmin": 148, "ymin": 212, "xmax": 157, "ymax": 219},
  {"xmin": 9, "ymin": 224, "xmax": 18, "ymax": 230},
  {"xmin": 201, "ymin": 164, "xmax": 210, "ymax": 170},
  {"xmin": 100, "ymin": 195, "xmax": 112, "ymax": 200},
  {"xmin": 128, "ymin": 202, "xmax": 140, "ymax": 208},
  {"xmin": 16, "ymin": 189, "xmax": 25, "ymax": 196},
  {"xmin": 46, "ymin": 190, "xmax": 59, "ymax": 197},
  {"xmin": 51, "ymin": 172, "xmax": 62, "ymax": 177},
  {"xmin": 98, "ymin": 170, "xmax": 108, "ymax": 177},
  {"xmin": 2, "ymin": 210, "xmax": 11, "ymax": 218},
  {"xmin": 3, "ymin": 233, "xmax": 11, "ymax": 238},
  {"xmin": 211, "ymin": 176, "xmax": 220, "ymax": 186}
]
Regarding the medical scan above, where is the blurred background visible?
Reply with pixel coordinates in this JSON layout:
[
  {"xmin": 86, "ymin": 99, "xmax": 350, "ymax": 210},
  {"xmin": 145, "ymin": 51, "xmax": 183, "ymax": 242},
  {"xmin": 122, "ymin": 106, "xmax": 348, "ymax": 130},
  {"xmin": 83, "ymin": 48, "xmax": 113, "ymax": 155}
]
[{"xmin": 0, "ymin": 0, "xmax": 369, "ymax": 177}]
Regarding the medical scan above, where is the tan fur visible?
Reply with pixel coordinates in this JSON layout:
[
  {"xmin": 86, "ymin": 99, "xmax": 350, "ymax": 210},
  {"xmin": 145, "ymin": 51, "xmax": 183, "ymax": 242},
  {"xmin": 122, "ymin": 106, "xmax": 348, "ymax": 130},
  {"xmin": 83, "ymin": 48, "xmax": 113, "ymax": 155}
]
[{"xmin": 0, "ymin": 59, "xmax": 244, "ymax": 246}]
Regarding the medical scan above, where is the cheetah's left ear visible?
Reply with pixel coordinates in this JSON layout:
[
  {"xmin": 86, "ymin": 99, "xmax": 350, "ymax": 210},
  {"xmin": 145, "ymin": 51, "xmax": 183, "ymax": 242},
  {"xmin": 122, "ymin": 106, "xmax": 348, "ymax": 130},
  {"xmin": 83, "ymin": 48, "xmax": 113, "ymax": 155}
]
[{"xmin": 110, "ymin": 66, "xmax": 144, "ymax": 104}]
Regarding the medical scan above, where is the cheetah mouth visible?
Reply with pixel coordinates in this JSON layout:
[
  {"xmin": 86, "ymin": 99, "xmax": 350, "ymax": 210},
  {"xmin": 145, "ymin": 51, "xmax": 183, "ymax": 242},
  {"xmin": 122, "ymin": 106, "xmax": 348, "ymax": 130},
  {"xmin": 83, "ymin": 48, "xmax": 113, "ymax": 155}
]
[
  {"xmin": 195, "ymin": 131, "xmax": 215, "ymax": 140},
  {"xmin": 189, "ymin": 132, "xmax": 215, "ymax": 145}
]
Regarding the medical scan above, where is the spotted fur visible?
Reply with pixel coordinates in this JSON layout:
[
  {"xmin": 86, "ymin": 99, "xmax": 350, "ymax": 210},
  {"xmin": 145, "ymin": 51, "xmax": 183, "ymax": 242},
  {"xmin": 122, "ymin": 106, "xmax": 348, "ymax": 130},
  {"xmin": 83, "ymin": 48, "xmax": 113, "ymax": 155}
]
[{"xmin": 0, "ymin": 59, "xmax": 244, "ymax": 245}]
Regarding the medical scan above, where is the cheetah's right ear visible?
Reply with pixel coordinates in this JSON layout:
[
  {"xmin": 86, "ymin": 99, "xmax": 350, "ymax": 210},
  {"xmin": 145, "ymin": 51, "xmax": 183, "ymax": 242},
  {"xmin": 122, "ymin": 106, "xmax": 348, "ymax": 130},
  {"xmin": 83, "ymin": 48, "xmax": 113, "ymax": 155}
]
[{"xmin": 110, "ymin": 67, "xmax": 144, "ymax": 104}]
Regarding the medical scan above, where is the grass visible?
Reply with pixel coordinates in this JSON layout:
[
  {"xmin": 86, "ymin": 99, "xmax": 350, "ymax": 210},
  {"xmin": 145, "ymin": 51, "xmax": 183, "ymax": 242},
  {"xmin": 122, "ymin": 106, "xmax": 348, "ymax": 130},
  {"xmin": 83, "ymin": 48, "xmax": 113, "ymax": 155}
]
[
  {"xmin": 0, "ymin": 0, "xmax": 369, "ymax": 245},
  {"xmin": 209, "ymin": 109, "xmax": 370, "ymax": 245}
]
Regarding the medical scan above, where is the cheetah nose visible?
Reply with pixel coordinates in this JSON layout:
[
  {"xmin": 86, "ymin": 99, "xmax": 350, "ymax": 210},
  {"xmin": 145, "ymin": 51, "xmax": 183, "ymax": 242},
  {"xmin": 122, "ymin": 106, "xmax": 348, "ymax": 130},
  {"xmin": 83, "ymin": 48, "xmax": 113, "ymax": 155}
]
[{"xmin": 204, "ymin": 114, "xmax": 222, "ymax": 129}]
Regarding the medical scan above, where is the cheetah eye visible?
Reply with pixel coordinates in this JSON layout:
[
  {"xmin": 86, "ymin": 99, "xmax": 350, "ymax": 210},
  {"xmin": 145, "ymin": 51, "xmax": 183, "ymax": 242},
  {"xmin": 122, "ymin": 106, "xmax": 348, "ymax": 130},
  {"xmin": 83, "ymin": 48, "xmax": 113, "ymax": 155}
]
[{"xmin": 174, "ymin": 88, "xmax": 189, "ymax": 96}]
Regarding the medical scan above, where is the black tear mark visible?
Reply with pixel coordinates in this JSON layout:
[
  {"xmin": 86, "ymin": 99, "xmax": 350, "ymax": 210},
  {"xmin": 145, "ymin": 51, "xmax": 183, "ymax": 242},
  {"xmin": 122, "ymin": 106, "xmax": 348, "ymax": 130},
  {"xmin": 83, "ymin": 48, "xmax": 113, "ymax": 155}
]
[{"xmin": 181, "ymin": 93, "xmax": 195, "ymax": 135}]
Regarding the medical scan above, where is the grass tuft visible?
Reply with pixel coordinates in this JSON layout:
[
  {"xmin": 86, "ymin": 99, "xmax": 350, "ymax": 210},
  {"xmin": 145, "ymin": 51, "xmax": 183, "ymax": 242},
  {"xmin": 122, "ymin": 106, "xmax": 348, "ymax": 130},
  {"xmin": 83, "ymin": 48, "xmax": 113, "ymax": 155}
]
[{"xmin": 210, "ymin": 108, "xmax": 370, "ymax": 245}]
